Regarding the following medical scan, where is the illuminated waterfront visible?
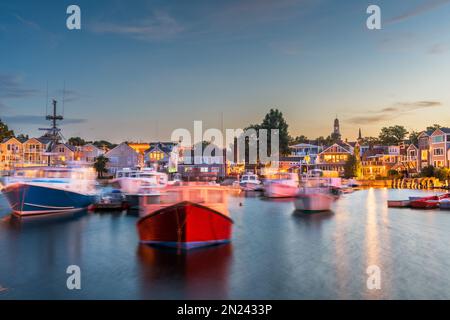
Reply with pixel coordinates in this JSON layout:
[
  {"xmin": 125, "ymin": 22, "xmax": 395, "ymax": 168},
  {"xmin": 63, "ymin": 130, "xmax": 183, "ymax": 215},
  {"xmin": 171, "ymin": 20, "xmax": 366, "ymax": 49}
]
[{"xmin": 1, "ymin": 188, "xmax": 450, "ymax": 299}]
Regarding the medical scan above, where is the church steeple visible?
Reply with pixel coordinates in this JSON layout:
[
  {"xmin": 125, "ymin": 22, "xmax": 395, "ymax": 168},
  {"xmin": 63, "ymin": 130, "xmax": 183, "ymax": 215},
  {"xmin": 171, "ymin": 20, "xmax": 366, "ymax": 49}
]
[
  {"xmin": 358, "ymin": 128, "xmax": 362, "ymax": 140},
  {"xmin": 332, "ymin": 116, "xmax": 341, "ymax": 141}
]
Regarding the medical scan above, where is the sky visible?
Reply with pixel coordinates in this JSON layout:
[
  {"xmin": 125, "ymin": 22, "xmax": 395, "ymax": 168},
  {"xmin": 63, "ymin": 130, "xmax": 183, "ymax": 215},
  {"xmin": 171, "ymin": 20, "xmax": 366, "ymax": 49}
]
[{"xmin": 1, "ymin": 0, "xmax": 450, "ymax": 143}]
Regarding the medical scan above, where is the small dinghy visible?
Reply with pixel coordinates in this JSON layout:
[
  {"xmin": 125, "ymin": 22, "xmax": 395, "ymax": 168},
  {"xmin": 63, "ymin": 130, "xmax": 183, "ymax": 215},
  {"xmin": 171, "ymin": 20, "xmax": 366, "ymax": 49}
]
[
  {"xmin": 387, "ymin": 200, "xmax": 411, "ymax": 208},
  {"xmin": 410, "ymin": 194, "xmax": 450, "ymax": 209}
]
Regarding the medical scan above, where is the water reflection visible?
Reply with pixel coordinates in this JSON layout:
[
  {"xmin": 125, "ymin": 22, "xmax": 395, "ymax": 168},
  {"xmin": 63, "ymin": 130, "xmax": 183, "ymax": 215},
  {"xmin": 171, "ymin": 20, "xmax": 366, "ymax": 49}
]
[{"xmin": 136, "ymin": 244, "xmax": 233, "ymax": 299}]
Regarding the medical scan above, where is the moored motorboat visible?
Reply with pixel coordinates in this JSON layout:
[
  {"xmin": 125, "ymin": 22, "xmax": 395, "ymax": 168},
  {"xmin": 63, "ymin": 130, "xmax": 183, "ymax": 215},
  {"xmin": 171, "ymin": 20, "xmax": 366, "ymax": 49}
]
[
  {"xmin": 113, "ymin": 168, "xmax": 168, "ymax": 194},
  {"xmin": 410, "ymin": 195, "xmax": 443, "ymax": 209},
  {"xmin": 387, "ymin": 200, "xmax": 411, "ymax": 208},
  {"xmin": 239, "ymin": 173, "xmax": 263, "ymax": 191},
  {"xmin": 264, "ymin": 173, "xmax": 299, "ymax": 198},
  {"xmin": 2, "ymin": 167, "xmax": 97, "ymax": 216},
  {"xmin": 295, "ymin": 190, "xmax": 336, "ymax": 212},
  {"xmin": 137, "ymin": 185, "xmax": 233, "ymax": 249},
  {"xmin": 113, "ymin": 168, "xmax": 168, "ymax": 209},
  {"xmin": 410, "ymin": 194, "xmax": 450, "ymax": 209},
  {"xmin": 91, "ymin": 189, "xmax": 128, "ymax": 211},
  {"xmin": 294, "ymin": 178, "xmax": 338, "ymax": 212}
]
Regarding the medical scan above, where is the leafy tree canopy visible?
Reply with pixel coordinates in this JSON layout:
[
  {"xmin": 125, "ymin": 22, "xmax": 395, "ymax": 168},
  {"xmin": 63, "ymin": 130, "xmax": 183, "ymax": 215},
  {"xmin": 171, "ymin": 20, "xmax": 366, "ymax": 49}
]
[{"xmin": 378, "ymin": 125, "xmax": 408, "ymax": 145}]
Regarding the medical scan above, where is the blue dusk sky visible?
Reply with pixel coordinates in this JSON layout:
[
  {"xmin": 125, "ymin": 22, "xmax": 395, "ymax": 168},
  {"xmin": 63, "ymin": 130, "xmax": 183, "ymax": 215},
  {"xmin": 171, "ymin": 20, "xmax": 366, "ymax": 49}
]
[{"xmin": 1, "ymin": 0, "xmax": 450, "ymax": 143}]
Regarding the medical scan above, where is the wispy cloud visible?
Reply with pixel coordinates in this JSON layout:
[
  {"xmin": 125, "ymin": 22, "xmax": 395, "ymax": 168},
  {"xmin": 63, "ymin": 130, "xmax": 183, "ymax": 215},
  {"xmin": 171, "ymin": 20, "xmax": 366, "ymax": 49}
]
[
  {"xmin": 0, "ymin": 74, "xmax": 40, "ymax": 113},
  {"xmin": 0, "ymin": 74, "xmax": 38, "ymax": 99},
  {"xmin": 386, "ymin": 0, "xmax": 450, "ymax": 24},
  {"xmin": 347, "ymin": 101, "xmax": 442, "ymax": 125},
  {"xmin": 427, "ymin": 42, "xmax": 450, "ymax": 54},
  {"xmin": 12, "ymin": 13, "xmax": 41, "ymax": 30},
  {"xmin": 91, "ymin": 10, "xmax": 184, "ymax": 41},
  {"xmin": 3, "ymin": 115, "xmax": 86, "ymax": 125}
]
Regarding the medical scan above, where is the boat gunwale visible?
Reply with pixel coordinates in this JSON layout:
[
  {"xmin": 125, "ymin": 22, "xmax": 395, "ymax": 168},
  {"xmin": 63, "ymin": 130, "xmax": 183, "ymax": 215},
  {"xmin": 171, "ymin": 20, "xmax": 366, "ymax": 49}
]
[{"xmin": 137, "ymin": 200, "xmax": 234, "ymax": 225}]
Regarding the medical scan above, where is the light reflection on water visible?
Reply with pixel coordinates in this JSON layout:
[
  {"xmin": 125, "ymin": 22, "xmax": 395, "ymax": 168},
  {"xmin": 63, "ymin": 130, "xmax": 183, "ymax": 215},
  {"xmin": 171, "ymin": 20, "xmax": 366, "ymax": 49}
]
[{"xmin": 1, "ymin": 188, "xmax": 450, "ymax": 299}]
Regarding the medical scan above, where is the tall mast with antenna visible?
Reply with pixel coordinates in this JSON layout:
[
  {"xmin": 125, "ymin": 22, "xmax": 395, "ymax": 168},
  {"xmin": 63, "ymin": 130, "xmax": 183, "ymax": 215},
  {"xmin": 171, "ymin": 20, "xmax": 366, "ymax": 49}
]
[{"xmin": 39, "ymin": 99, "xmax": 64, "ymax": 165}]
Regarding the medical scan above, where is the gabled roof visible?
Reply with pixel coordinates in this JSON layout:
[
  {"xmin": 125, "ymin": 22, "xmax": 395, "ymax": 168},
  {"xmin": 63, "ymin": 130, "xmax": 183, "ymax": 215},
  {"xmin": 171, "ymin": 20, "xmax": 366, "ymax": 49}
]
[
  {"xmin": 418, "ymin": 130, "xmax": 434, "ymax": 138},
  {"xmin": 36, "ymin": 135, "xmax": 54, "ymax": 145},
  {"xmin": 23, "ymin": 137, "xmax": 45, "ymax": 145},
  {"xmin": 145, "ymin": 142, "xmax": 173, "ymax": 155},
  {"xmin": 319, "ymin": 143, "xmax": 352, "ymax": 155},
  {"xmin": 289, "ymin": 143, "xmax": 320, "ymax": 149},
  {"xmin": 105, "ymin": 142, "xmax": 137, "ymax": 156},
  {"xmin": 1, "ymin": 136, "xmax": 20, "ymax": 144},
  {"xmin": 438, "ymin": 127, "xmax": 450, "ymax": 134},
  {"xmin": 407, "ymin": 144, "xmax": 418, "ymax": 150},
  {"xmin": 52, "ymin": 143, "xmax": 76, "ymax": 152}
]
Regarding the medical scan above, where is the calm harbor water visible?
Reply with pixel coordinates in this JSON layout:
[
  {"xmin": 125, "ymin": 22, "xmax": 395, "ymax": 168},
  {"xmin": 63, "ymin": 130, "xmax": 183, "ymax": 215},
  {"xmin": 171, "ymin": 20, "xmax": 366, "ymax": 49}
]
[{"xmin": 1, "ymin": 188, "xmax": 450, "ymax": 300}]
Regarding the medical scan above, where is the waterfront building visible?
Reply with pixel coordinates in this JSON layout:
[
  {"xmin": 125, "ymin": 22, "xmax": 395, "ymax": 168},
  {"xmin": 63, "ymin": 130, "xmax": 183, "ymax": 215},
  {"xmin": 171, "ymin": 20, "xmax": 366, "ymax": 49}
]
[
  {"xmin": 418, "ymin": 130, "xmax": 434, "ymax": 170},
  {"xmin": 76, "ymin": 143, "xmax": 105, "ymax": 163},
  {"xmin": 361, "ymin": 145, "xmax": 407, "ymax": 178},
  {"xmin": 105, "ymin": 142, "xmax": 141, "ymax": 174},
  {"xmin": 0, "ymin": 137, "xmax": 24, "ymax": 170},
  {"xmin": 405, "ymin": 144, "xmax": 419, "ymax": 174},
  {"xmin": 315, "ymin": 142, "xmax": 353, "ymax": 176},
  {"xmin": 144, "ymin": 142, "xmax": 176, "ymax": 170},
  {"xmin": 51, "ymin": 143, "xmax": 76, "ymax": 166},
  {"xmin": 430, "ymin": 128, "xmax": 450, "ymax": 168},
  {"xmin": 22, "ymin": 138, "xmax": 48, "ymax": 167}
]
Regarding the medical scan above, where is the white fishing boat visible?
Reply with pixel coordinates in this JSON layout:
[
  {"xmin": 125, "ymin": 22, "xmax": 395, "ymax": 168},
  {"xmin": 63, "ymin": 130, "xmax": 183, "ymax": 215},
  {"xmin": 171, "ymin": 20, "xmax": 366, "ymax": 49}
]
[
  {"xmin": 113, "ymin": 168, "xmax": 168, "ymax": 195},
  {"xmin": 294, "ymin": 178, "xmax": 338, "ymax": 212},
  {"xmin": 239, "ymin": 173, "xmax": 263, "ymax": 191},
  {"xmin": 2, "ymin": 167, "xmax": 98, "ymax": 216},
  {"xmin": 264, "ymin": 173, "xmax": 299, "ymax": 198}
]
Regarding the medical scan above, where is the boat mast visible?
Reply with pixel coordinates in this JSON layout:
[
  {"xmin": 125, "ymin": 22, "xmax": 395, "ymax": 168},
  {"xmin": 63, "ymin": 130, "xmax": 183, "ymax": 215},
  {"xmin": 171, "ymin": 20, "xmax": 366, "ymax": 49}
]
[{"xmin": 39, "ymin": 99, "xmax": 64, "ymax": 166}]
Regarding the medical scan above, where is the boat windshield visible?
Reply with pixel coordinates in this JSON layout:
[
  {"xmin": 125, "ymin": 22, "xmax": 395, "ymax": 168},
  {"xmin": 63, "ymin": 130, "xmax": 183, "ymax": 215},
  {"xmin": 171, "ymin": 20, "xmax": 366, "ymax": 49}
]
[{"xmin": 14, "ymin": 168, "xmax": 94, "ymax": 180}]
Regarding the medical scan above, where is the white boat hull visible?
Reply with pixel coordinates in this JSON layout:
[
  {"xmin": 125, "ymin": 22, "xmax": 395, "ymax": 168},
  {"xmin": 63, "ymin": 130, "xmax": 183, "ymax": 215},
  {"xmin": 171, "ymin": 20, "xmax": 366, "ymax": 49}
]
[
  {"xmin": 295, "ymin": 193, "xmax": 335, "ymax": 212},
  {"xmin": 264, "ymin": 183, "xmax": 299, "ymax": 198}
]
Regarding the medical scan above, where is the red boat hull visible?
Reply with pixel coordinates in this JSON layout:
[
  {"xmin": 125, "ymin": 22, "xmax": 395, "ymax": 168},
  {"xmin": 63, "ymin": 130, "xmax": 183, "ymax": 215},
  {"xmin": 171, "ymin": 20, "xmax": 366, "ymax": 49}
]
[
  {"xmin": 137, "ymin": 201, "xmax": 233, "ymax": 249},
  {"xmin": 410, "ymin": 197, "xmax": 439, "ymax": 209}
]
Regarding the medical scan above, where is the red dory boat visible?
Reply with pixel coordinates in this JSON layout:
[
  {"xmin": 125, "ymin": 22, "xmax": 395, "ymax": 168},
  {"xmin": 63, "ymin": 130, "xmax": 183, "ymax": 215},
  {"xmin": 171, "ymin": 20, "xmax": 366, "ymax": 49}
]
[
  {"xmin": 410, "ymin": 194, "xmax": 450, "ymax": 209},
  {"xmin": 137, "ymin": 185, "xmax": 233, "ymax": 250}
]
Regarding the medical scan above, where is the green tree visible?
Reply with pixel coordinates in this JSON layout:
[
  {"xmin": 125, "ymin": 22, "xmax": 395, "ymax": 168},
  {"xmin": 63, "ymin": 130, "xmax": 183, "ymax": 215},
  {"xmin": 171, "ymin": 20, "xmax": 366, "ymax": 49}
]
[
  {"xmin": 289, "ymin": 135, "xmax": 309, "ymax": 145},
  {"xmin": 93, "ymin": 140, "xmax": 117, "ymax": 150},
  {"xmin": 330, "ymin": 132, "xmax": 341, "ymax": 144},
  {"xmin": 353, "ymin": 144, "xmax": 363, "ymax": 179},
  {"xmin": 16, "ymin": 133, "xmax": 29, "ymax": 141},
  {"xmin": 362, "ymin": 136, "xmax": 380, "ymax": 148},
  {"xmin": 0, "ymin": 119, "xmax": 14, "ymax": 141},
  {"xmin": 260, "ymin": 109, "xmax": 290, "ymax": 156},
  {"xmin": 434, "ymin": 168, "xmax": 450, "ymax": 181},
  {"xmin": 344, "ymin": 155, "xmax": 358, "ymax": 179},
  {"xmin": 68, "ymin": 137, "xmax": 87, "ymax": 146},
  {"xmin": 409, "ymin": 130, "xmax": 420, "ymax": 145},
  {"xmin": 378, "ymin": 126, "xmax": 408, "ymax": 145},
  {"xmin": 420, "ymin": 165, "xmax": 435, "ymax": 178},
  {"xmin": 93, "ymin": 155, "xmax": 109, "ymax": 178},
  {"xmin": 426, "ymin": 124, "xmax": 442, "ymax": 132},
  {"xmin": 245, "ymin": 109, "xmax": 290, "ymax": 157}
]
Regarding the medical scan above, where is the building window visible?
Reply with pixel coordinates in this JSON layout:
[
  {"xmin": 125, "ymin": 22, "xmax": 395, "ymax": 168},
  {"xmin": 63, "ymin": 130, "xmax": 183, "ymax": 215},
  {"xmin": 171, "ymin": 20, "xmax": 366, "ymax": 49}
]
[
  {"xmin": 432, "ymin": 136, "xmax": 444, "ymax": 143},
  {"xmin": 434, "ymin": 160, "xmax": 444, "ymax": 167},
  {"xmin": 433, "ymin": 148, "xmax": 444, "ymax": 156}
]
